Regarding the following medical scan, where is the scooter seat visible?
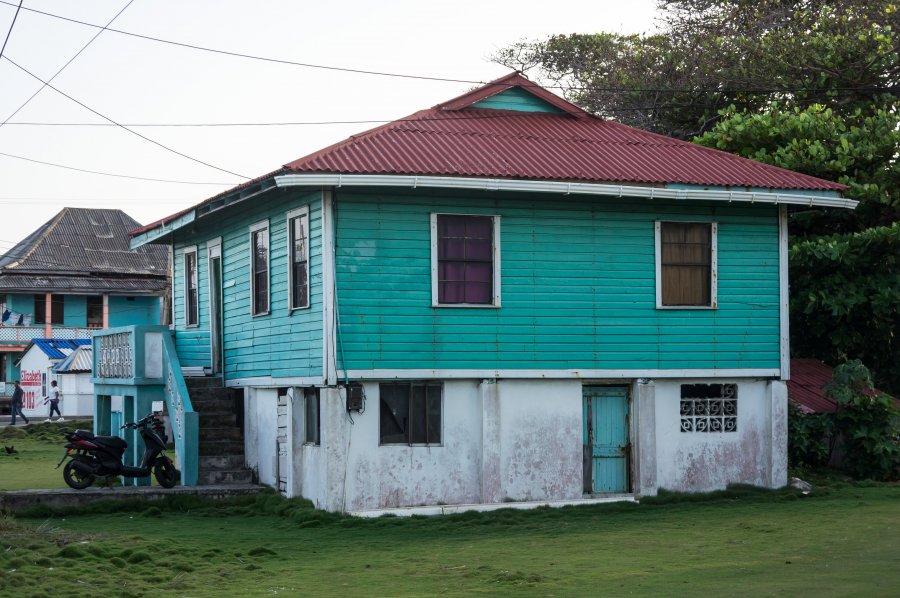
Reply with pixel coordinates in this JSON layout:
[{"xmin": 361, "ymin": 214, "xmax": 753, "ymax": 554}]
[{"xmin": 92, "ymin": 435, "xmax": 127, "ymax": 450}]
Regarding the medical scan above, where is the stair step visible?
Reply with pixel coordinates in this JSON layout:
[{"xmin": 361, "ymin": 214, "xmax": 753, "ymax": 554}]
[
  {"xmin": 185, "ymin": 377, "xmax": 225, "ymax": 389},
  {"xmin": 199, "ymin": 454, "xmax": 246, "ymax": 470},
  {"xmin": 199, "ymin": 413, "xmax": 238, "ymax": 427},
  {"xmin": 190, "ymin": 398, "xmax": 234, "ymax": 412},
  {"xmin": 198, "ymin": 468, "xmax": 254, "ymax": 485},
  {"xmin": 198, "ymin": 439, "xmax": 244, "ymax": 456},
  {"xmin": 199, "ymin": 426, "xmax": 242, "ymax": 441}
]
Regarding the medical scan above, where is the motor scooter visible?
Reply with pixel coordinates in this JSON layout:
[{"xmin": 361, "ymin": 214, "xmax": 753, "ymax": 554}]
[{"xmin": 58, "ymin": 412, "xmax": 179, "ymax": 489}]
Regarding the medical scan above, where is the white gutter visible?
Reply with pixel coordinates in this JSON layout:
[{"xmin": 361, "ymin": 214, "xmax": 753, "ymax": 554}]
[{"xmin": 274, "ymin": 174, "xmax": 856, "ymax": 210}]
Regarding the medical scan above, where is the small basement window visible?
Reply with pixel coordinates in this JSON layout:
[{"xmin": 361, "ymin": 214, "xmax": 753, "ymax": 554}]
[
  {"xmin": 304, "ymin": 387, "xmax": 320, "ymax": 445},
  {"xmin": 680, "ymin": 383, "xmax": 737, "ymax": 433},
  {"xmin": 379, "ymin": 382, "xmax": 442, "ymax": 445}
]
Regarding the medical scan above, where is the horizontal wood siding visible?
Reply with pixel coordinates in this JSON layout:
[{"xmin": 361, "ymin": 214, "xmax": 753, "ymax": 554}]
[
  {"xmin": 470, "ymin": 88, "xmax": 565, "ymax": 114},
  {"xmin": 334, "ymin": 190, "xmax": 780, "ymax": 371},
  {"xmin": 173, "ymin": 190, "xmax": 324, "ymax": 381},
  {"xmin": 173, "ymin": 242, "xmax": 210, "ymax": 368}
]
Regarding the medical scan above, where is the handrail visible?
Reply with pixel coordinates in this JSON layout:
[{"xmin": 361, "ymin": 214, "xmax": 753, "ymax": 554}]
[
  {"xmin": 92, "ymin": 325, "xmax": 198, "ymax": 486},
  {"xmin": 160, "ymin": 330, "xmax": 198, "ymax": 486}
]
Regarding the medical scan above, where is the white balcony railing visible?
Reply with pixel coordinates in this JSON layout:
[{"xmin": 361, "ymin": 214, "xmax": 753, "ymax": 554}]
[{"xmin": 0, "ymin": 325, "xmax": 94, "ymax": 344}]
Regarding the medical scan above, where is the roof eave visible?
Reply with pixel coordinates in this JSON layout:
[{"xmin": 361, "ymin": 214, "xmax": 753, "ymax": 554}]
[{"xmin": 274, "ymin": 174, "xmax": 857, "ymax": 209}]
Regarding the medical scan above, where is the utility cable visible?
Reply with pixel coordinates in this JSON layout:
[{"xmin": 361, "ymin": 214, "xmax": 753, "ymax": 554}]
[
  {"xmin": 0, "ymin": 149, "xmax": 234, "ymax": 185},
  {"xmin": 1, "ymin": 55, "xmax": 250, "ymax": 180},
  {"xmin": 0, "ymin": 0, "xmax": 136, "ymax": 130},
  {"xmin": 0, "ymin": 1, "xmax": 894, "ymax": 95},
  {"xmin": 0, "ymin": 0, "xmax": 21, "ymax": 60}
]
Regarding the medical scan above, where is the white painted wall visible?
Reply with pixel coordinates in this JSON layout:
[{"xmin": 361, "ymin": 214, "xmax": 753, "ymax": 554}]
[
  {"xmin": 17, "ymin": 348, "xmax": 94, "ymax": 419},
  {"xmin": 244, "ymin": 387, "xmax": 278, "ymax": 487},
  {"xmin": 243, "ymin": 376, "xmax": 787, "ymax": 511},
  {"xmin": 493, "ymin": 379, "xmax": 583, "ymax": 502},
  {"xmin": 653, "ymin": 378, "xmax": 777, "ymax": 492},
  {"xmin": 340, "ymin": 381, "xmax": 483, "ymax": 512}
]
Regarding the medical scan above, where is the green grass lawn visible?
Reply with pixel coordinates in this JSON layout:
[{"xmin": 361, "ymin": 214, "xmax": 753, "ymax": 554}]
[
  {"xmin": 2, "ymin": 483, "xmax": 898, "ymax": 597},
  {"xmin": 0, "ymin": 422, "xmax": 73, "ymax": 490},
  {"xmin": 0, "ymin": 421, "xmax": 177, "ymax": 491}
]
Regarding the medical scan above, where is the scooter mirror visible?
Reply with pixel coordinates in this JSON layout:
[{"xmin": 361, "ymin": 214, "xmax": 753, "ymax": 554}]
[{"xmin": 151, "ymin": 400, "xmax": 164, "ymax": 413}]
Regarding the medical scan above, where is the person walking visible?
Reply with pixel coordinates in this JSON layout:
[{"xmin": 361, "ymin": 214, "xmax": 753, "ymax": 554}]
[
  {"xmin": 43, "ymin": 380, "xmax": 63, "ymax": 422},
  {"xmin": 9, "ymin": 381, "xmax": 29, "ymax": 426}
]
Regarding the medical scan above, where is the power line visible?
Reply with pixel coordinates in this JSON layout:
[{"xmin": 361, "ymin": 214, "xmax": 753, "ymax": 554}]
[
  {"xmin": 0, "ymin": 1, "xmax": 894, "ymax": 96},
  {"xmin": 0, "ymin": 0, "xmax": 21, "ymax": 60},
  {"xmin": 1, "ymin": 55, "xmax": 250, "ymax": 180},
  {"xmin": 0, "ymin": 149, "xmax": 235, "ymax": 185},
  {"xmin": 0, "ymin": 0, "xmax": 136, "ymax": 130}
]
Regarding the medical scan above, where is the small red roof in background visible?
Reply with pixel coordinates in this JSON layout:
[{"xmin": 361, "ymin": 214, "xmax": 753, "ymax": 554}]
[{"xmin": 788, "ymin": 358, "xmax": 897, "ymax": 413}]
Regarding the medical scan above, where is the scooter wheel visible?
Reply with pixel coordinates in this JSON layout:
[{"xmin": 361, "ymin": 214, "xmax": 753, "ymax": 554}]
[
  {"xmin": 154, "ymin": 459, "xmax": 179, "ymax": 488},
  {"xmin": 63, "ymin": 460, "xmax": 95, "ymax": 489}
]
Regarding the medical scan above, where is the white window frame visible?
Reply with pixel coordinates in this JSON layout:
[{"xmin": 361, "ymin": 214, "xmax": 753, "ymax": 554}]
[
  {"xmin": 286, "ymin": 206, "xmax": 311, "ymax": 311},
  {"xmin": 249, "ymin": 220, "xmax": 270, "ymax": 317},
  {"xmin": 430, "ymin": 213, "xmax": 501, "ymax": 308},
  {"xmin": 655, "ymin": 221, "xmax": 718, "ymax": 310},
  {"xmin": 181, "ymin": 246, "xmax": 199, "ymax": 327}
]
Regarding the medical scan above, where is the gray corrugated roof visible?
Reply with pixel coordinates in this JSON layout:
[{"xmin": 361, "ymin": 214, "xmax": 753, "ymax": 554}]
[
  {"xmin": 0, "ymin": 274, "xmax": 167, "ymax": 294},
  {"xmin": 53, "ymin": 345, "xmax": 93, "ymax": 373},
  {"xmin": 0, "ymin": 208, "xmax": 168, "ymax": 293}
]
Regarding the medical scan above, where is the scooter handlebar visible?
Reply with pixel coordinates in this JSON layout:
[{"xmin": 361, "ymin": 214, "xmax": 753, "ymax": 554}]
[{"xmin": 120, "ymin": 413, "xmax": 160, "ymax": 430}]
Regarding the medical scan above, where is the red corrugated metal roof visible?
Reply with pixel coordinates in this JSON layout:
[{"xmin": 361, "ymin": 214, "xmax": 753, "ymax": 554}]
[
  {"xmin": 285, "ymin": 73, "xmax": 846, "ymax": 191},
  {"xmin": 135, "ymin": 73, "xmax": 846, "ymax": 238},
  {"xmin": 788, "ymin": 358, "xmax": 898, "ymax": 414}
]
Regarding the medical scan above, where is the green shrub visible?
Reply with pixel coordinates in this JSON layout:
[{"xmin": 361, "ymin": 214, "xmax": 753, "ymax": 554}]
[
  {"xmin": 828, "ymin": 361, "xmax": 900, "ymax": 480},
  {"xmin": 788, "ymin": 403, "xmax": 835, "ymax": 468}
]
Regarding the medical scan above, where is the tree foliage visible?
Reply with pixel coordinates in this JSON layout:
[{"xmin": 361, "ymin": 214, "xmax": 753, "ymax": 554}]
[
  {"xmin": 495, "ymin": 0, "xmax": 898, "ymax": 139},
  {"xmin": 826, "ymin": 360, "xmax": 900, "ymax": 480},
  {"xmin": 789, "ymin": 225, "xmax": 900, "ymax": 393},
  {"xmin": 695, "ymin": 103, "xmax": 899, "ymax": 233}
]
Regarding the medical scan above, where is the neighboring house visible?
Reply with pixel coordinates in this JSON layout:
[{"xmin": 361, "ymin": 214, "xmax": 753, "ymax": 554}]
[
  {"xmin": 15, "ymin": 339, "xmax": 93, "ymax": 418},
  {"xmin": 0, "ymin": 208, "xmax": 169, "ymax": 412},
  {"xmin": 788, "ymin": 358, "xmax": 898, "ymax": 413},
  {"xmin": 122, "ymin": 73, "xmax": 855, "ymax": 511}
]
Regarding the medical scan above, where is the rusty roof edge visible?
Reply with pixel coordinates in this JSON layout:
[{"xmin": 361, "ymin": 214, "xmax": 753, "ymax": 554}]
[{"xmin": 274, "ymin": 174, "xmax": 859, "ymax": 209}]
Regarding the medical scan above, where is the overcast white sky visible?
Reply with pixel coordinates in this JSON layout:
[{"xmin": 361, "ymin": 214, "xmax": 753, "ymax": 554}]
[{"xmin": 0, "ymin": 0, "xmax": 658, "ymax": 248}]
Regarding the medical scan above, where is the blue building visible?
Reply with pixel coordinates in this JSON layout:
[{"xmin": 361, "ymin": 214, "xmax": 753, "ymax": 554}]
[
  {"xmin": 0, "ymin": 208, "xmax": 168, "ymax": 411},
  {"xmin": 102, "ymin": 74, "xmax": 854, "ymax": 512}
]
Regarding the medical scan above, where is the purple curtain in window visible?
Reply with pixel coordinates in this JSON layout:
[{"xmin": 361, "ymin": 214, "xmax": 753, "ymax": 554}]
[{"xmin": 437, "ymin": 215, "xmax": 493, "ymax": 304}]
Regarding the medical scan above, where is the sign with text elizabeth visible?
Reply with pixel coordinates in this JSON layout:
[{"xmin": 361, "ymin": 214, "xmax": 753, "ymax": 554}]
[{"xmin": 19, "ymin": 370, "xmax": 42, "ymax": 410}]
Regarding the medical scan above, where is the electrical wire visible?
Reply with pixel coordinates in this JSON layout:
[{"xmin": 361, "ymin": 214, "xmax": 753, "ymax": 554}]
[
  {"xmin": 0, "ymin": 0, "xmax": 21, "ymax": 60},
  {"xmin": 0, "ymin": 149, "xmax": 235, "ymax": 185},
  {"xmin": 0, "ymin": 1, "xmax": 893, "ymax": 96},
  {"xmin": 1, "ymin": 56, "xmax": 250, "ymax": 180},
  {"xmin": 0, "ymin": 0, "xmax": 136, "ymax": 130}
]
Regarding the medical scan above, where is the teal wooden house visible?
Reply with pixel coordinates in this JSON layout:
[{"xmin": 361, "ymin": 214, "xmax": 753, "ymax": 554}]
[{"xmin": 108, "ymin": 74, "xmax": 854, "ymax": 512}]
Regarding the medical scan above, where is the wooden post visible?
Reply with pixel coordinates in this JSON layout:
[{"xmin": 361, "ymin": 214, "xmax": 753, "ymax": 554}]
[
  {"xmin": 102, "ymin": 294, "xmax": 109, "ymax": 329},
  {"xmin": 44, "ymin": 293, "xmax": 52, "ymax": 336}
]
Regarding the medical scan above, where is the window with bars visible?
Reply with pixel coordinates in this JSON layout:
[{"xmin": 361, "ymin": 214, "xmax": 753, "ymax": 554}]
[
  {"xmin": 184, "ymin": 250, "xmax": 199, "ymax": 326},
  {"xmin": 680, "ymin": 383, "xmax": 737, "ymax": 433},
  {"xmin": 656, "ymin": 221, "xmax": 717, "ymax": 308},
  {"xmin": 379, "ymin": 382, "xmax": 442, "ymax": 445},
  {"xmin": 288, "ymin": 208, "xmax": 310, "ymax": 310},
  {"xmin": 250, "ymin": 222, "xmax": 269, "ymax": 316},
  {"xmin": 433, "ymin": 214, "xmax": 499, "ymax": 306}
]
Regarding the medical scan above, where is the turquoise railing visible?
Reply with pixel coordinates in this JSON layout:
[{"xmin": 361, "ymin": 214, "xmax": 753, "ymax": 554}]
[{"xmin": 92, "ymin": 325, "xmax": 198, "ymax": 486}]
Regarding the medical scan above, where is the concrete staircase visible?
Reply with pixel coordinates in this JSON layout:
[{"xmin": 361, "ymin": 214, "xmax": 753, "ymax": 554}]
[{"xmin": 186, "ymin": 377, "xmax": 253, "ymax": 485}]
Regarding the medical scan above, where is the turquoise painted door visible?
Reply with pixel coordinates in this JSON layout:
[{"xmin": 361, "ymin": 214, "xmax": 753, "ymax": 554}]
[{"xmin": 583, "ymin": 386, "xmax": 629, "ymax": 493}]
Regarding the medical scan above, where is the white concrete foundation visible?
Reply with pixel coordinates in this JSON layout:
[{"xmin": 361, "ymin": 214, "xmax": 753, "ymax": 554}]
[{"xmin": 240, "ymin": 376, "xmax": 788, "ymax": 512}]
